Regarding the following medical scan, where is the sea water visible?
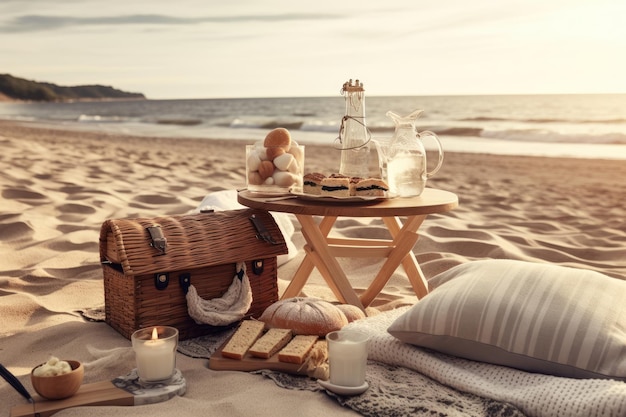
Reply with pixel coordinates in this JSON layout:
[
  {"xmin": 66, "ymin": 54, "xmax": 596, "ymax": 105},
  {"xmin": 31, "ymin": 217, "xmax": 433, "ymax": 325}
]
[
  {"xmin": 387, "ymin": 152, "xmax": 426, "ymax": 197},
  {"xmin": 1, "ymin": 94, "xmax": 625, "ymax": 160}
]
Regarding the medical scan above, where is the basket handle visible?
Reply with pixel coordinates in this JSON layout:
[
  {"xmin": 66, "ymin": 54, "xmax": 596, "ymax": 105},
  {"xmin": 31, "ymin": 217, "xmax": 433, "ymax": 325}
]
[{"xmin": 184, "ymin": 262, "xmax": 253, "ymax": 327}]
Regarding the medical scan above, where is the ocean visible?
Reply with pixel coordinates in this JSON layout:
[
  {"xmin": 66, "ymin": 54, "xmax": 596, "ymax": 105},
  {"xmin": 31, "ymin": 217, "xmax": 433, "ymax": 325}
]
[{"xmin": 1, "ymin": 94, "xmax": 625, "ymax": 159}]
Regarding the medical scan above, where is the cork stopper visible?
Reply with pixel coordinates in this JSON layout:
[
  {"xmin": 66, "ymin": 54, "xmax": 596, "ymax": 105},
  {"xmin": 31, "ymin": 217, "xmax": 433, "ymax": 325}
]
[{"xmin": 342, "ymin": 79, "xmax": 364, "ymax": 93}]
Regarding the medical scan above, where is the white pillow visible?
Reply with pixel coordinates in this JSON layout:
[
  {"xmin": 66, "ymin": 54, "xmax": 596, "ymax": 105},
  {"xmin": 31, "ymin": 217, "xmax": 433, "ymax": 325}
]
[{"xmin": 388, "ymin": 259, "xmax": 626, "ymax": 380}]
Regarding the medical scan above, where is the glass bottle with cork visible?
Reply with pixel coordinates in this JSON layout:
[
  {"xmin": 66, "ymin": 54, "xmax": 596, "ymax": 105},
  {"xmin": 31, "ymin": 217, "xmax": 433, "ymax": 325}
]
[{"xmin": 337, "ymin": 79, "xmax": 371, "ymax": 178}]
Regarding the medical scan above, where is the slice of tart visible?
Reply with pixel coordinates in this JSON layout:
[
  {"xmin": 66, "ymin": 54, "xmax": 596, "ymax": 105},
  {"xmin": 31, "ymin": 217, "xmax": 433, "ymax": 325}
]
[
  {"xmin": 320, "ymin": 176, "xmax": 351, "ymax": 197},
  {"xmin": 303, "ymin": 172, "xmax": 326, "ymax": 195},
  {"xmin": 355, "ymin": 178, "xmax": 389, "ymax": 197}
]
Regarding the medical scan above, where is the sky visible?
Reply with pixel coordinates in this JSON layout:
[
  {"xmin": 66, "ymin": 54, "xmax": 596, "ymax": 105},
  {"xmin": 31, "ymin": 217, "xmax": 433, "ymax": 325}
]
[{"xmin": 1, "ymin": 0, "xmax": 626, "ymax": 99}]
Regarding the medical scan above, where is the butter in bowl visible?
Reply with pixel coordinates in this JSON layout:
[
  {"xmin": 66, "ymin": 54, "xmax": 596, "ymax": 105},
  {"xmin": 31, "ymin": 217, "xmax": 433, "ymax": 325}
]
[{"xmin": 31, "ymin": 357, "xmax": 84, "ymax": 400}]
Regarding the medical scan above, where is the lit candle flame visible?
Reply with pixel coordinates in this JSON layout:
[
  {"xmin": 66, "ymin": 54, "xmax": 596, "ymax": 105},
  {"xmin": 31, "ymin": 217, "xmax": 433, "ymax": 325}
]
[{"xmin": 151, "ymin": 327, "xmax": 158, "ymax": 340}]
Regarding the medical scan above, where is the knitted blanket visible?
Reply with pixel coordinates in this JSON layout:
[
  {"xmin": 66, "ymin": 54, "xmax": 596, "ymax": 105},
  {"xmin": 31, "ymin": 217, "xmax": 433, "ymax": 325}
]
[
  {"xmin": 179, "ymin": 308, "xmax": 626, "ymax": 417},
  {"xmin": 178, "ymin": 326, "xmax": 524, "ymax": 417}
]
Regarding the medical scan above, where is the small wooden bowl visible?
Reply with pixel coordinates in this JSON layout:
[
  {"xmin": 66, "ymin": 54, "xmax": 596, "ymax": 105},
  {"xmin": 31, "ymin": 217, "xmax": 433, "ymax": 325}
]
[{"xmin": 31, "ymin": 360, "xmax": 84, "ymax": 400}]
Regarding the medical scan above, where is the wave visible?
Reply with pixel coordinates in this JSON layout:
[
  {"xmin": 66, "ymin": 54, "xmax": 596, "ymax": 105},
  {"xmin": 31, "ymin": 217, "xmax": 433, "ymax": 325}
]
[
  {"xmin": 434, "ymin": 127, "xmax": 484, "ymax": 137},
  {"xmin": 156, "ymin": 118, "xmax": 203, "ymax": 126},
  {"xmin": 223, "ymin": 117, "xmax": 626, "ymax": 144},
  {"xmin": 74, "ymin": 113, "xmax": 626, "ymax": 145},
  {"xmin": 480, "ymin": 129, "xmax": 626, "ymax": 145},
  {"xmin": 4, "ymin": 96, "xmax": 623, "ymax": 148},
  {"xmin": 77, "ymin": 114, "xmax": 127, "ymax": 123},
  {"xmin": 260, "ymin": 121, "xmax": 303, "ymax": 130},
  {"xmin": 461, "ymin": 116, "xmax": 626, "ymax": 125},
  {"xmin": 230, "ymin": 118, "xmax": 316, "ymax": 131}
]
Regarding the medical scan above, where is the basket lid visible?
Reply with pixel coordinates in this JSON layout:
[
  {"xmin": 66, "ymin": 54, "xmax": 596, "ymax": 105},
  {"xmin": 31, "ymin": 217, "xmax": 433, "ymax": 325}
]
[{"xmin": 99, "ymin": 209, "xmax": 288, "ymax": 275}]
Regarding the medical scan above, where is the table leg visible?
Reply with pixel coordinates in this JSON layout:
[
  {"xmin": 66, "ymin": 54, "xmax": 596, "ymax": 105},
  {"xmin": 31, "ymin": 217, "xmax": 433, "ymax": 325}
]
[
  {"xmin": 383, "ymin": 215, "xmax": 429, "ymax": 299},
  {"xmin": 359, "ymin": 215, "xmax": 428, "ymax": 306},
  {"xmin": 281, "ymin": 216, "xmax": 337, "ymax": 299},
  {"xmin": 295, "ymin": 215, "xmax": 364, "ymax": 309}
]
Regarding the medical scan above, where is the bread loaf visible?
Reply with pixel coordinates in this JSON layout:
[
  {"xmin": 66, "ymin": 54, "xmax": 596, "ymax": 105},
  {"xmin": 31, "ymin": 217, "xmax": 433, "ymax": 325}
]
[
  {"xmin": 259, "ymin": 297, "xmax": 348, "ymax": 337},
  {"xmin": 335, "ymin": 303, "xmax": 366, "ymax": 323},
  {"xmin": 248, "ymin": 328, "xmax": 293, "ymax": 359},
  {"xmin": 304, "ymin": 339, "xmax": 329, "ymax": 380},
  {"xmin": 278, "ymin": 335, "xmax": 318, "ymax": 364},
  {"xmin": 221, "ymin": 320, "xmax": 265, "ymax": 360},
  {"xmin": 264, "ymin": 127, "xmax": 291, "ymax": 149}
]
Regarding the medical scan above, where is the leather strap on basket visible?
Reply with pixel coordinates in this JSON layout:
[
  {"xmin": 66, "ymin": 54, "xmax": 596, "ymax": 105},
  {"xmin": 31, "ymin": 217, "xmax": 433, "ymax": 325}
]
[{"xmin": 185, "ymin": 261, "xmax": 253, "ymax": 326}]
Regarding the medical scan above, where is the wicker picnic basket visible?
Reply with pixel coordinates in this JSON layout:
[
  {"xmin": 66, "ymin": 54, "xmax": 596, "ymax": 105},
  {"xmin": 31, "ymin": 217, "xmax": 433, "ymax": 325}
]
[{"xmin": 100, "ymin": 208, "xmax": 288, "ymax": 340}]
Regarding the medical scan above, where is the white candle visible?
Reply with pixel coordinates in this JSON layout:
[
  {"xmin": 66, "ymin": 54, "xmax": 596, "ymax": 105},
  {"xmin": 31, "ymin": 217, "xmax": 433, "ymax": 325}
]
[
  {"xmin": 326, "ymin": 330, "xmax": 369, "ymax": 387},
  {"xmin": 131, "ymin": 326, "xmax": 178, "ymax": 382}
]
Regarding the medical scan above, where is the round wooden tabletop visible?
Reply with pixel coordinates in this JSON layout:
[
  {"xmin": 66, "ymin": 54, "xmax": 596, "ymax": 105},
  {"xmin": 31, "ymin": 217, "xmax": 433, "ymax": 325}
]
[{"xmin": 237, "ymin": 188, "xmax": 458, "ymax": 217}]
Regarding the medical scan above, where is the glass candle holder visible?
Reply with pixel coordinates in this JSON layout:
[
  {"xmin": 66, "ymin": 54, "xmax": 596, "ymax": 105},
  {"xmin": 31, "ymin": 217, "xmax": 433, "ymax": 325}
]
[
  {"xmin": 131, "ymin": 326, "xmax": 179, "ymax": 383},
  {"xmin": 326, "ymin": 329, "xmax": 369, "ymax": 387}
]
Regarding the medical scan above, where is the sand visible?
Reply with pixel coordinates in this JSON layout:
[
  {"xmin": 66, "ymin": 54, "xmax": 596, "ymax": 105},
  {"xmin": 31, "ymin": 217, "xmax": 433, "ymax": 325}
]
[{"xmin": 1, "ymin": 120, "xmax": 625, "ymax": 417}]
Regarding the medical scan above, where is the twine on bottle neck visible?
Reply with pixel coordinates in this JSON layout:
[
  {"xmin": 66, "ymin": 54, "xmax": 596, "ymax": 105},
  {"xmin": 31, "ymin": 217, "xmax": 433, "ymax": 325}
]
[{"xmin": 333, "ymin": 115, "xmax": 372, "ymax": 151}]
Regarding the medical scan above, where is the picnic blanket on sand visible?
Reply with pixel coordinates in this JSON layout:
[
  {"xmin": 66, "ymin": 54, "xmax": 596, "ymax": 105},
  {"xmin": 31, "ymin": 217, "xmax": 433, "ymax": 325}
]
[{"xmin": 178, "ymin": 307, "xmax": 626, "ymax": 417}]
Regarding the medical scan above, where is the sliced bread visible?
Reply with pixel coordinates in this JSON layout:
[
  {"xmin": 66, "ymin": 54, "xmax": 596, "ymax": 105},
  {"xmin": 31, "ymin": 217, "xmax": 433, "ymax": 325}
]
[
  {"xmin": 248, "ymin": 328, "xmax": 293, "ymax": 359},
  {"xmin": 221, "ymin": 320, "xmax": 265, "ymax": 360},
  {"xmin": 278, "ymin": 335, "xmax": 318, "ymax": 364}
]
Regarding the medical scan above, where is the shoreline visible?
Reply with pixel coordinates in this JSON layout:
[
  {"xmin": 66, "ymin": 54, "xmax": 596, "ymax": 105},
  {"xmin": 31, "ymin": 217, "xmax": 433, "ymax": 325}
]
[
  {"xmin": 2, "ymin": 118, "xmax": 625, "ymax": 194},
  {"xmin": 2, "ymin": 116, "xmax": 626, "ymax": 161}
]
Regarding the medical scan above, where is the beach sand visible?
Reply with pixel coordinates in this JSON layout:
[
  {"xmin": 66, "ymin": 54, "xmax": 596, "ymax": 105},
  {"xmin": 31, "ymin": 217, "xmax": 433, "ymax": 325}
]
[{"xmin": 1, "ymin": 120, "xmax": 625, "ymax": 416}]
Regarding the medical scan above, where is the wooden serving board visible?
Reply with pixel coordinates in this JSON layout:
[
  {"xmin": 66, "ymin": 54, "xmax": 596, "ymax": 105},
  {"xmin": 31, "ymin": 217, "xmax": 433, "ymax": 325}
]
[
  {"xmin": 10, "ymin": 369, "xmax": 186, "ymax": 417},
  {"xmin": 208, "ymin": 339, "xmax": 317, "ymax": 375},
  {"xmin": 10, "ymin": 381, "xmax": 133, "ymax": 417}
]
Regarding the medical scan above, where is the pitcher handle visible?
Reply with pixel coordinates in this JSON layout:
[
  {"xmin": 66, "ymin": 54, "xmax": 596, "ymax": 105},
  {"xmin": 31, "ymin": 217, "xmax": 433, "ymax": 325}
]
[{"xmin": 418, "ymin": 130, "xmax": 444, "ymax": 178}]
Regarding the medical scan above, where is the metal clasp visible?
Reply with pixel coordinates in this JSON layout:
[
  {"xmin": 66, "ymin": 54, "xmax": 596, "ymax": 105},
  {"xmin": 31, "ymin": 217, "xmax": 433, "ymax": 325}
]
[
  {"xmin": 249, "ymin": 214, "xmax": 277, "ymax": 245},
  {"xmin": 146, "ymin": 225, "xmax": 167, "ymax": 254}
]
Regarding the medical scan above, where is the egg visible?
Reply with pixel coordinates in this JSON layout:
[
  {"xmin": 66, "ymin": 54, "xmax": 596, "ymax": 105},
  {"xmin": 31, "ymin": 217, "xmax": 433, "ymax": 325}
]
[
  {"xmin": 273, "ymin": 171, "xmax": 297, "ymax": 187},
  {"xmin": 258, "ymin": 160, "xmax": 275, "ymax": 179},
  {"xmin": 247, "ymin": 171, "xmax": 264, "ymax": 185},
  {"xmin": 288, "ymin": 141, "xmax": 303, "ymax": 161},
  {"xmin": 274, "ymin": 153, "xmax": 295, "ymax": 171},
  {"xmin": 247, "ymin": 152, "xmax": 262, "ymax": 172},
  {"xmin": 265, "ymin": 146, "xmax": 286, "ymax": 161}
]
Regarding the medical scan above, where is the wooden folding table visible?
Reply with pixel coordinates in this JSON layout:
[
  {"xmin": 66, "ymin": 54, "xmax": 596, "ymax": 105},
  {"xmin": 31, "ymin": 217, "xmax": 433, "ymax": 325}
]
[{"xmin": 238, "ymin": 188, "xmax": 458, "ymax": 310}]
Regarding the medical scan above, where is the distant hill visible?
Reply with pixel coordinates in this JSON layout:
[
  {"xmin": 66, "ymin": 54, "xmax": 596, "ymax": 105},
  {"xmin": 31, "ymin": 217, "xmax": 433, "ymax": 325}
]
[{"xmin": 0, "ymin": 73, "xmax": 146, "ymax": 102}]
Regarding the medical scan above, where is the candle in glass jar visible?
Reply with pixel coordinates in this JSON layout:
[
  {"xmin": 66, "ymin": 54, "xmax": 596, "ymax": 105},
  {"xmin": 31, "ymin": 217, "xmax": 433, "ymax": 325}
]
[
  {"xmin": 131, "ymin": 326, "xmax": 178, "ymax": 382},
  {"xmin": 326, "ymin": 330, "xmax": 369, "ymax": 387}
]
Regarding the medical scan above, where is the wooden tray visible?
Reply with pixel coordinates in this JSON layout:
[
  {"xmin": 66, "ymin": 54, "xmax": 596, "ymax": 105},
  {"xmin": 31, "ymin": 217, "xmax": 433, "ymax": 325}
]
[
  {"xmin": 208, "ymin": 339, "xmax": 319, "ymax": 375},
  {"xmin": 11, "ymin": 381, "xmax": 133, "ymax": 417},
  {"xmin": 10, "ymin": 369, "xmax": 185, "ymax": 417}
]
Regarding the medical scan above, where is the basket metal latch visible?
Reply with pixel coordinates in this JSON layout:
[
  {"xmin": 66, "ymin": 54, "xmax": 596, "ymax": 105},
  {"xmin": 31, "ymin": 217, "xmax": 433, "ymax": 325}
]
[
  {"xmin": 146, "ymin": 225, "xmax": 167, "ymax": 255},
  {"xmin": 179, "ymin": 273, "xmax": 191, "ymax": 294},
  {"xmin": 252, "ymin": 259, "xmax": 264, "ymax": 275},
  {"xmin": 249, "ymin": 214, "xmax": 277, "ymax": 245}
]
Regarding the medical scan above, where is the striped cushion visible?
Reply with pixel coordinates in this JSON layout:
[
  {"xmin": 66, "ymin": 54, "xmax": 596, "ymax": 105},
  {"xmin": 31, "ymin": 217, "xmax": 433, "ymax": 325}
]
[{"xmin": 387, "ymin": 260, "xmax": 626, "ymax": 380}]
